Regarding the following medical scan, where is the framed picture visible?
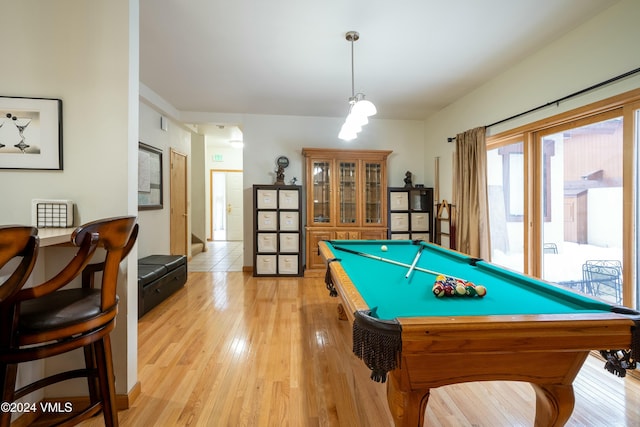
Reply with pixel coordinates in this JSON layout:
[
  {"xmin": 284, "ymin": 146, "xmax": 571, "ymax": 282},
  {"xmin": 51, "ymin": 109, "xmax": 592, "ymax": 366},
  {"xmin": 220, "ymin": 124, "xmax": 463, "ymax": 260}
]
[
  {"xmin": 138, "ymin": 142, "xmax": 163, "ymax": 210},
  {"xmin": 0, "ymin": 96, "xmax": 63, "ymax": 170}
]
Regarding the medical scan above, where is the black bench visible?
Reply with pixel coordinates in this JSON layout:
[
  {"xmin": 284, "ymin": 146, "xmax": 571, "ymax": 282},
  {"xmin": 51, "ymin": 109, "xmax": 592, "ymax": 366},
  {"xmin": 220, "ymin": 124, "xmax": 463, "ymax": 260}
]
[{"xmin": 138, "ymin": 255, "xmax": 187, "ymax": 318}]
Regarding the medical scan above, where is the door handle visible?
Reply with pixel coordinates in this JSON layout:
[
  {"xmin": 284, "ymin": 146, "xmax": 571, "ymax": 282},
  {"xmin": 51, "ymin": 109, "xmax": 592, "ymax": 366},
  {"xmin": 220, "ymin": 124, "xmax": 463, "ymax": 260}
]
[{"xmin": 227, "ymin": 203, "xmax": 232, "ymax": 214}]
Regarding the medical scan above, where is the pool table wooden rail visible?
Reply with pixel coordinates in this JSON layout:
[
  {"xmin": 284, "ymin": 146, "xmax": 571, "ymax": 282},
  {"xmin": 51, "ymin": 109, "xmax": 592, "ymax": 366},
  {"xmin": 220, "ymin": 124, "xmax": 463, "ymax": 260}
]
[{"xmin": 319, "ymin": 241, "xmax": 636, "ymax": 427}]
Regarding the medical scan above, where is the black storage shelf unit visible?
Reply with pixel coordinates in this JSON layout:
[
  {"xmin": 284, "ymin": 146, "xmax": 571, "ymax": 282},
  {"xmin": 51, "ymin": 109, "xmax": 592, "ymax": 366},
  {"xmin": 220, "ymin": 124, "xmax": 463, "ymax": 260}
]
[
  {"xmin": 253, "ymin": 184, "xmax": 303, "ymax": 276},
  {"xmin": 387, "ymin": 186, "xmax": 434, "ymax": 242}
]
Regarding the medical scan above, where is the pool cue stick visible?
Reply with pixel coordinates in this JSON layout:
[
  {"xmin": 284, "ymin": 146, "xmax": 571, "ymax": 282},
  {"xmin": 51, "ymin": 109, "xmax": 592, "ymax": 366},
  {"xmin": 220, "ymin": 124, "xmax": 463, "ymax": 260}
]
[
  {"xmin": 405, "ymin": 245, "xmax": 424, "ymax": 279},
  {"xmin": 450, "ymin": 151, "xmax": 457, "ymax": 250},
  {"xmin": 434, "ymin": 156, "xmax": 440, "ymax": 203},
  {"xmin": 329, "ymin": 243, "xmax": 466, "ymax": 283}
]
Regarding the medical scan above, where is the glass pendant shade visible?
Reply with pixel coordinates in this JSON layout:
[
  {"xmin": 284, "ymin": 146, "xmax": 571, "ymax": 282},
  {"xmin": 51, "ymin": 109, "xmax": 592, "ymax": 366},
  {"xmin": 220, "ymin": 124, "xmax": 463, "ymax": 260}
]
[
  {"xmin": 346, "ymin": 111, "xmax": 368, "ymax": 127},
  {"xmin": 351, "ymin": 99, "xmax": 377, "ymax": 117},
  {"xmin": 338, "ymin": 124, "xmax": 357, "ymax": 141},
  {"xmin": 337, "ymin": 30, "xmax": 376, "ymax": 141}
]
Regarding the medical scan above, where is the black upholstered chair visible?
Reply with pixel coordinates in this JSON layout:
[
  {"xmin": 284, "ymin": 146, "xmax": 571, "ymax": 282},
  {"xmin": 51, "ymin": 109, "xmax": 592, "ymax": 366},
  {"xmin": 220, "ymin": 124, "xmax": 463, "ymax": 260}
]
[{"xmin": 0, "ymin": 216, "xmax": 138, "ymax": 427}]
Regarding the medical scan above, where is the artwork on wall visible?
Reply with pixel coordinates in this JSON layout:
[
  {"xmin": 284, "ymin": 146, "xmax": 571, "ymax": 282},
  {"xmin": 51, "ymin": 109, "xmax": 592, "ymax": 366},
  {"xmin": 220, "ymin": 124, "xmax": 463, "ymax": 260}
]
[
  {"xmin": 138, "ymin": 142, "xmax": 163, "ymax": 210},
  {"xmin": 0, "ymin": 96, "xmax": 63, "ymax": 170}
]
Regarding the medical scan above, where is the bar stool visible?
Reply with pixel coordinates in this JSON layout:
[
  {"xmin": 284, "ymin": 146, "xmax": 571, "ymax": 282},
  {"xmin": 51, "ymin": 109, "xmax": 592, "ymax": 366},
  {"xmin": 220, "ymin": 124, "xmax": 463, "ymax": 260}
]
[
  {"xmin": 0, "ymin": 216, "xmax": 138, "ymax": 427},
  {"xmin": 0, "ymin": 226, "xmax": 39, "ymax": 304}
]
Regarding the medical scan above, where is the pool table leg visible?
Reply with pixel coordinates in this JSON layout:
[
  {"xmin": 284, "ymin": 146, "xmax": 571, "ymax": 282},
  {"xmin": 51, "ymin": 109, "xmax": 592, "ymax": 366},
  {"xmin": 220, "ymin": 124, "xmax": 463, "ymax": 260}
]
[
  {"xmin": 337, "ymin": 303, "xmax": 348, "ymax": 320},
  {"xmin": 386, "ymin": 371, "xmax": 430, "ymax": 427},
  {"xmin": 532, "ymin": 383, "xmax": 575, "ymax": 427}
]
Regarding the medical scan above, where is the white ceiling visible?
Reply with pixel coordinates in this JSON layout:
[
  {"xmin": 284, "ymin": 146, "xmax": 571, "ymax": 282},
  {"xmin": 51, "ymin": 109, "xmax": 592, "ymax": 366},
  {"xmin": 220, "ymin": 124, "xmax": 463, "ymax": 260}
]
[{"xmin": 140, "ymin": 0, "xmax": 620, "ymax": 122}]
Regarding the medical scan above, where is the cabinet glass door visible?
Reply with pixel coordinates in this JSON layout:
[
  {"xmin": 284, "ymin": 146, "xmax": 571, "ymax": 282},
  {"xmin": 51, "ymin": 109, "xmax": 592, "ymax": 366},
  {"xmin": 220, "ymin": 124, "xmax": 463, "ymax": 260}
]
[
  {"xmin": 364, "ymin": 162, "xmax": 383, "ymax": 224},
  {"xmin": 311, "ymin": 160, "xmax": 331, "ymax": 224},
  {"xmin": 338, "ymin": 161, "xmax": 357, "ymax": 224}
]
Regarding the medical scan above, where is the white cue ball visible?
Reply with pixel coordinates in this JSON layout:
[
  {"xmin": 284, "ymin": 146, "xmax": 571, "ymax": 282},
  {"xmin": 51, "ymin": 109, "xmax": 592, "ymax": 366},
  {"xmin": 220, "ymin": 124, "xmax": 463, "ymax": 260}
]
[{"xmin": 381, "ymin": 245, "xmax": 388, "ymax": 252}]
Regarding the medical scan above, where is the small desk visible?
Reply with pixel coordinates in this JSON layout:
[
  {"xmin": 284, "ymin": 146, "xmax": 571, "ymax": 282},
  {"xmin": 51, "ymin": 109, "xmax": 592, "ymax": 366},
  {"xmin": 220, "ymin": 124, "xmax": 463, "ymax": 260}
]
[
  {"xmin": 37, "ymin": 227, "xmax": 75, "ymax": 247},
  {"xmin": 320, "ymin": 240, "xmax": 638, "ymax": 427}
]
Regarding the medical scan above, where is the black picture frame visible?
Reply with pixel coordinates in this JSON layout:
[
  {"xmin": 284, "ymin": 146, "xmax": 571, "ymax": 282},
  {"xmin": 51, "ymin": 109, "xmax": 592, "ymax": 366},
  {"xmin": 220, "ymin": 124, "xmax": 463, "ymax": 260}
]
[
  {"xmin": 138, "ymin": 142, "xmax": 163, "ymax": 210},
  {"xmin": 0, "ymin": 96, "xmax": 63, "ymax": 170}
]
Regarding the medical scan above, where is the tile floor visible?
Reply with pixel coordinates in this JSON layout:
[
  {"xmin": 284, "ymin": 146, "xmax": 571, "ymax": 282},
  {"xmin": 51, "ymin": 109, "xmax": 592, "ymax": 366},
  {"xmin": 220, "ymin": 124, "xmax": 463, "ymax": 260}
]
[{"xmin": 188, "ymin": 240, "xmax": 244, "ymax": 272}]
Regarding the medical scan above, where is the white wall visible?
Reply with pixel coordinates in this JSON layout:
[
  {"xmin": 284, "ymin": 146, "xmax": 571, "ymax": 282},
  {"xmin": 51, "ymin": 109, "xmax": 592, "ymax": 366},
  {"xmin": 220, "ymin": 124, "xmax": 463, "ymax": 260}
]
[
  {"xmin": 424, "ymin": 0, "xmax": 640, "ymax": 204},
  {"xmin": 191, "ymin": 133, "xmax": 206, "ymax": 243},
  {"xmin": 138, "ymin": 101, "xmax": 193, "ymax": 258},
  {"xmin": 0, "ymin": 0, "xmax": 139, "ymax": 396},
  {"xmin": 241, "ymin": 114, "xmax": 425, "ymax": 267}
]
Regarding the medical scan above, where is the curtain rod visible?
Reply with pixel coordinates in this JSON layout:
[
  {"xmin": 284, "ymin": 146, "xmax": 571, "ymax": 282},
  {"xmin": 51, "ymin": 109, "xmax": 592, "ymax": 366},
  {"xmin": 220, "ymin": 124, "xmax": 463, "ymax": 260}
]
[{"xmin": 446, "ymin": 66, "xmax": 640, "ymax": 142}]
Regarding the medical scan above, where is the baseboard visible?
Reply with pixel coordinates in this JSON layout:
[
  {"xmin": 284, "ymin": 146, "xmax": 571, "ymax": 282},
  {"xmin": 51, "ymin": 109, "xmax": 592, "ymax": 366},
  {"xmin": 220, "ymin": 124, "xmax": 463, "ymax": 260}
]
[
  {"xmin": 11, "ymin": 381, "xmax": 141, "ymax": 426},
  {"xmin": 304, "ymin": 269, "xmax": 324, "ymax": 278},
  {"xmin": 242, "ymin": 266, "xmax": 253, "ymax": 273}
]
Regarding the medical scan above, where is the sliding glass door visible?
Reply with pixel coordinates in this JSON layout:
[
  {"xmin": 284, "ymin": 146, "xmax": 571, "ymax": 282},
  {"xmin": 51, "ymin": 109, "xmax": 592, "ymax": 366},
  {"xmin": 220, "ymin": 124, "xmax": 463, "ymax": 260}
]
[
  {"xmin": 486, "ymin": 89, "xmax": 640, "ymax": 308},
  {"xmin": 538, "ymin": 113, "xmax": 624, "ymax": 304},
  {"xmin": 487, "ymin": 138, "xmax": 525, "ymax": 273}
]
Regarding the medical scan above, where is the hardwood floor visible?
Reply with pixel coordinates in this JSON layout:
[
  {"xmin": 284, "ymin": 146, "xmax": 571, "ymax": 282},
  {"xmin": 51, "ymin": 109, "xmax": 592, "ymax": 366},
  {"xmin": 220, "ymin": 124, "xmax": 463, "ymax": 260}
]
[{"xmin": 80, "ymin": 271, "xmax": 640, "ymax": 426}]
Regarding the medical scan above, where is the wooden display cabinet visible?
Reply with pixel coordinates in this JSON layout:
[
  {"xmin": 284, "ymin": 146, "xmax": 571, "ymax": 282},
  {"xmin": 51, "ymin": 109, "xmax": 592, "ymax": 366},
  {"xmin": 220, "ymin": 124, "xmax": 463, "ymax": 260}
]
[{"xmin": 302, "ymin": 148, "xmax": 391, "ymax": 272}]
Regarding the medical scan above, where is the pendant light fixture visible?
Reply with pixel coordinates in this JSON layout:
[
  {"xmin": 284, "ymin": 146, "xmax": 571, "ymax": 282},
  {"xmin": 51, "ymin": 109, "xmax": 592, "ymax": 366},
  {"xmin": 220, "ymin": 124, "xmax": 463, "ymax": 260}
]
[{"xmin": 338, "ymin": 31, "xmax": 377, "ymax": 141}]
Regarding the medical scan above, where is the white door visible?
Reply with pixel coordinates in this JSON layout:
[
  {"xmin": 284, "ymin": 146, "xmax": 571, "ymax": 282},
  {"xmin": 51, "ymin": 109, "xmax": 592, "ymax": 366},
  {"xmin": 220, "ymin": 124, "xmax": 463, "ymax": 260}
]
[{"xmin": 225, "ymin": 172, "xmax": 243, "ymax": 241}]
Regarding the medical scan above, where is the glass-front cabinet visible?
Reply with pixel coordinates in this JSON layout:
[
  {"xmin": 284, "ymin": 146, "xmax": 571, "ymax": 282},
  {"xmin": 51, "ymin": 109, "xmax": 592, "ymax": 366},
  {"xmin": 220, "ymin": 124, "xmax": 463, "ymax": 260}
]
[
  {"xmin": 303, "ymin": 148, "xmax": 391, "ymax": 271},
  {"xmin": 311, "ymin": 160, "xmax": 331, "ymax": 225},
  {"xmin": 364, "ymin": 162, "xmax": 383, "ymax": 224},
  {"xmin": 338, "ymin": 161, "xmax": 357, "ymax": 224}
]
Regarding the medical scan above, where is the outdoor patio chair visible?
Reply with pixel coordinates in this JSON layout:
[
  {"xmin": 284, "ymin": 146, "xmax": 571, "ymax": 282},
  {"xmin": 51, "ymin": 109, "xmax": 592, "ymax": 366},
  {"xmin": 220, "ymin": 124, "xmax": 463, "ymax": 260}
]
[{"xmin": 581, "ymin": 259, "xmax": 622, "ymax": 305}]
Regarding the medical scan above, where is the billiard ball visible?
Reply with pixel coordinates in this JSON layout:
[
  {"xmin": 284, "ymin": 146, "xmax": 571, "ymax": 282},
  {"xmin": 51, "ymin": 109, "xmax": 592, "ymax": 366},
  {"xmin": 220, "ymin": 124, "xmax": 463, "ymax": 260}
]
[
  {"xmin": 465, "ymin": 286, "xmax": 477, "ymax": 297},
  {"xmin": 475, "ymin": 285, "xmax": 487, "ymax": 297},
  {"xmin": 380, "ymin": 245, "xmax": 388, "ymax": 252},
  {"xmin": 432, "ymin": 284, "xmax": 445, "ymax": 297},
  {"xmin": 455, "ymin": 284, "xmax": 467, "ymax": 296},
  {"xmin": 443, "ymin": 286, "xmax": 456, "ymax": 297}
]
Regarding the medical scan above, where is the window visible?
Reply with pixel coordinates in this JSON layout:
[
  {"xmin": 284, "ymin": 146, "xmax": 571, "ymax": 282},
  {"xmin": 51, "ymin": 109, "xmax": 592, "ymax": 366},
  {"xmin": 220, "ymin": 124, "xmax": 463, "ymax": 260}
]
[
  {"xmin": 488, "ymin": 139, "xmax": 524, "ymax": 273},
  {"xmin": 538, "ymin": 115, "xmax": 623, "ymax": 304},
  {"xmin": 487, "ymin": 88, "xmax": 640, "ymax": 308}
]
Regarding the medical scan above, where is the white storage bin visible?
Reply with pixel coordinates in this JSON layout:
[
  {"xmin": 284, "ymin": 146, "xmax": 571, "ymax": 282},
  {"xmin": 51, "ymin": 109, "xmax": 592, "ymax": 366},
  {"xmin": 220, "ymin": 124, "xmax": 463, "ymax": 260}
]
[
  {"xmin": 389, "ymin": 191, "xmax": 409, "ymax": 211},
  {"xmin": 279, "ymin": 189, "xmax": 299, "ymax": 209},
  {"xmin": 390, "ymin": 213, "xmax": 409, "ymax": 231},
  {"xmin": 257, "ymin": 211, "xmax": 278, "ymax": 230},
  {"xmin": 257, "ymin": 189, "xmax": 278, "ymax": 209},
  {"xmin": 257, "ymin": 233, "xmax": 277, "ymax": 253},
  {"xmin": 256, "ymin": 255, "xmax": 277, "ymax": 275},
  {"xmin": 278, "ymin": 255, "xmax": 299, "ymax": 275},
  {"xmin": 279, "ymin": 211, "xmax": 299, "ymax": 231},
  {"xmin": 279, "ymin": 233, "xmax": 299, "ymax": 252}
]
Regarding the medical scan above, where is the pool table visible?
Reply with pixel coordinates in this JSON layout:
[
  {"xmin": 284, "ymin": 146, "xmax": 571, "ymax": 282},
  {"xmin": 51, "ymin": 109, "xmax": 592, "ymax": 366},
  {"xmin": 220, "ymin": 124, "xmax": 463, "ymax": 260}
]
[{"xmin": 319, "ymin": 240, "xmax": 639, "ymax": 427}]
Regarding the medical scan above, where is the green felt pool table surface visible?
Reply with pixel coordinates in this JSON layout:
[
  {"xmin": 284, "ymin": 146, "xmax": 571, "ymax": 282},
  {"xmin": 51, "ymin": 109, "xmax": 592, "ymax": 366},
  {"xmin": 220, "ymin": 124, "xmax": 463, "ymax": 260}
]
[
  {"xmin": 319, "ymin": 239, "xmax": 638, "ymax": 427},
  {"xmin": 324, "ymin": 240, "xmax": 611, "ymax": 320}
]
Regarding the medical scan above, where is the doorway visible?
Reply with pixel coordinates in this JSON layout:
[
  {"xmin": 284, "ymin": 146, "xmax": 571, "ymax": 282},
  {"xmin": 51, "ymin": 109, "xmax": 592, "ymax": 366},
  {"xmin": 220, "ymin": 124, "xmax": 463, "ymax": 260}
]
[
  {"xmin": 170, "ymin": 149, "xmax": 188, "ymax": 255},
  {"xmin": 210, "ymin": 169, "xmax": 243, "ymax": 241}
]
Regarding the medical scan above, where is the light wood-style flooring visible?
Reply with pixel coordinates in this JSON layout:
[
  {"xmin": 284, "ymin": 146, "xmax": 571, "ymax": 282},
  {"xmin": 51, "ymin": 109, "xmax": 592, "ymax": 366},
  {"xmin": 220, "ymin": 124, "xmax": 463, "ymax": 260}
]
[{"xmin": 80, "ymin": 271, "xmax": 640, "ymax": 426}]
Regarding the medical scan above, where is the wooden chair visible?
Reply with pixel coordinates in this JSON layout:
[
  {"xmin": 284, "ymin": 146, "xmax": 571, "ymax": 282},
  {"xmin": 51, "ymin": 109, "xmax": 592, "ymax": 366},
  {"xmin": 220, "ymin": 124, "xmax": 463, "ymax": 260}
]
[
  {"xmin": 0, "ymin": 216, "xmax": 138, "ymax": 427},
  {"xmin": 0, "ymin": 226, "xmax": 39, "ymax": 305}
]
